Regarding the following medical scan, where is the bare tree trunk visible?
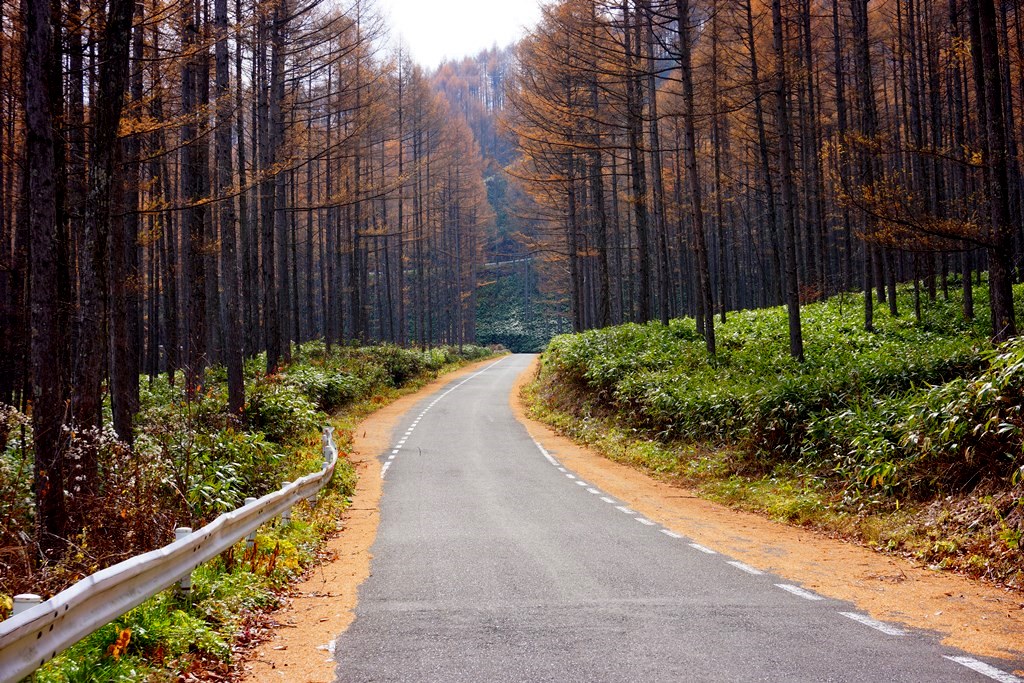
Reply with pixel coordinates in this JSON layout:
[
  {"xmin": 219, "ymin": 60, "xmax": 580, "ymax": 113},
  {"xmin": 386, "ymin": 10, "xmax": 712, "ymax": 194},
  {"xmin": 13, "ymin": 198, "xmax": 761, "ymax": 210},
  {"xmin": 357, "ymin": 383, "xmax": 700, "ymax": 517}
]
[
  {"xmin": 624, "ymin": 0, "xmax": 652, "ymax": 323},
  {"xmin": 109, "ymin": 0, "xmax": 146, "ymax": 445},
  {"xmin": 588, "ymin": 7, "xmax": 611, "ymax": 328},
  {"xmin": 676, "ymin": 0, "xmax": 716, "ymax": 355},
  {"xmin": 272, "ymin": 1, "xmax": 292, "ymax": 361},
  {"xmin": 259, "ymin": 15, "xmax": 280, "ymax": 371},
  {"xmin": 969, "ymin": 0, "xmax": 1017, "ymax": 340},
  {"xmin": 853, "ymin": 0, "xmax": 880, "ymax": 332},
  {"xmin": 832, "ymin": 0, "xmax": 854, "ymax": 293},
  {"xmin": 26, "ymin": 0, "xmax": 69, "ymax": 559},
  {"xmin": 216, "ymin": 0, "xmax": 244, "ymax": 412},
  {"xmin": 745, "ymin": 0, "xmax": 784, "ymax": 304},
  {"xmin": 74, "ymin": 0, "xmax": 135, "ymax": 491},
  {"xmin": 772, "ymin": 0, "xmax": 805, "ymax": 361},
  {"xmin": 182, "ymin": 0, "xmax": 207, "ymax": 394},
  {"xmin": 641, "ymin": 0, "xmax": 670, "ymax": 325}
]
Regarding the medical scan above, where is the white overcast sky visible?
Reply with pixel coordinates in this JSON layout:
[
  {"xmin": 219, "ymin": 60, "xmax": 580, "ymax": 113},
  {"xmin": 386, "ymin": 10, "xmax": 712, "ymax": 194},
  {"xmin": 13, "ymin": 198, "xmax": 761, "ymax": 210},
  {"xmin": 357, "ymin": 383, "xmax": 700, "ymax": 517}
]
[{"xmin": 373, "ymin": 0, "xmax": 543, "ymax": 69}]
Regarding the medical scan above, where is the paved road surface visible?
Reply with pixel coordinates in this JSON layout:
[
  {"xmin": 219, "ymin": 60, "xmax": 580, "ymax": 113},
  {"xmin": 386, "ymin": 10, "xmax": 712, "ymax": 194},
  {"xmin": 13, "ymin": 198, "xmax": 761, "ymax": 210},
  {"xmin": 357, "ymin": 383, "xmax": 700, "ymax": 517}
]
[{"xmin": 334, "ymin": 354, "xmax": 1022, "ymax": 682}]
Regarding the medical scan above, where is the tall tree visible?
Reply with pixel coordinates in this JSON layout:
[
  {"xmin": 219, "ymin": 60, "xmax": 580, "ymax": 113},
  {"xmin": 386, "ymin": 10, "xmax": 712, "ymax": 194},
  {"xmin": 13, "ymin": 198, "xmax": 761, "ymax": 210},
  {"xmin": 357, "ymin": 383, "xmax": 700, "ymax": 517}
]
[
  {"xmin": 674, "ymin": 0, "xmax": 715, "ymax": 355},
  {"xmin": 25, "ymin": 0, "xmax": 67, "ymax": 559}
]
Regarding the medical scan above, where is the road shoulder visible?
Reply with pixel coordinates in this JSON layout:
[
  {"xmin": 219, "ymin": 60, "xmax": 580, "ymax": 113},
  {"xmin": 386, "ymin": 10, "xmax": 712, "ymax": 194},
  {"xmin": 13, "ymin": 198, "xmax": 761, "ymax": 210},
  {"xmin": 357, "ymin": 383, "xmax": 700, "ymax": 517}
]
[{"xmin": 510, "ymin": 357, "xmax": 1024, "ymax": 668}]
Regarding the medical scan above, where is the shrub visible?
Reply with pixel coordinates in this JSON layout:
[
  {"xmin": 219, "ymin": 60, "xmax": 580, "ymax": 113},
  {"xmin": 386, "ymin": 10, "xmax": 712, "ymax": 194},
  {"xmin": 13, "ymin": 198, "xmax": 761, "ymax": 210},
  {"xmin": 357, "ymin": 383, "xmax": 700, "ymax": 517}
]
[
  {"xmin": 365, "ymin": 344, "xmax": 425, "ymax": 386},
  {"xmin": 540, "ymin": 284, "xmax": 1000, "ymax": 495},
  {"xmin": 285, "ymin": 366, "xmax": 366, "ymax": 412},
  {"xmin": 244, "ymin": 378, "xmax": 323, "ymax": 443}
]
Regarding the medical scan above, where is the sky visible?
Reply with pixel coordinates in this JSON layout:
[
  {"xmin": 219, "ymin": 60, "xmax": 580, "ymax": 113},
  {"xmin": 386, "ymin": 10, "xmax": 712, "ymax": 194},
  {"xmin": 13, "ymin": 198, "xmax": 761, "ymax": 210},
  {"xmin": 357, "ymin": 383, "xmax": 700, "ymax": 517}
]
[{"xmin": 373, "ymin": 0, "xmax": 543, "ymax": 69}]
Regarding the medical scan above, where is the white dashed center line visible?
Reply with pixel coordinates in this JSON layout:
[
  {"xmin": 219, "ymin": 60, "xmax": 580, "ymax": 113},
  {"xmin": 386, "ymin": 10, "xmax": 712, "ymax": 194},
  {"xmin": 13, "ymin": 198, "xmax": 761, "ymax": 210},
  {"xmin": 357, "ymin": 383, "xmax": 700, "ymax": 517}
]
[{"xmin": 381, "ymin": 357, "xmax": 506, "ymax": 480}]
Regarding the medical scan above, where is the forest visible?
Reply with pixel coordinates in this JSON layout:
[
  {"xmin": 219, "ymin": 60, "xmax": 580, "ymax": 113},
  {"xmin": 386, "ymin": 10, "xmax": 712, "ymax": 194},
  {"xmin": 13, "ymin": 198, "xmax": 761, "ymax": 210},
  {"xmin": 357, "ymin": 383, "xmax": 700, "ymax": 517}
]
[
  {"xmin": 4, "ymin": 0, "xmax": 1024, "ymax": 634},
  {"xmin": 505, "ymin": 0, "xmax": 1024, "ymax": 361},
  {"xmin": 2, "ymin": 0, "xmax": 1024, "ymax": 676},
  {"xmin": 0, "ymin": 0, "xmax": 500, "ymax": 568}
]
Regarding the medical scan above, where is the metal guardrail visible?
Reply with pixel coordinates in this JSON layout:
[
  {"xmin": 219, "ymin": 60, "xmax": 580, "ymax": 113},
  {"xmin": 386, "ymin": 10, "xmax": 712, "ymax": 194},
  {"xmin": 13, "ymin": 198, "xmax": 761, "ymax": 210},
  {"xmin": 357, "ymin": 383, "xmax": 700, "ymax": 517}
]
[{"xmin": 0, "ymin": 426, "xmax": 339, "ymax": 683}]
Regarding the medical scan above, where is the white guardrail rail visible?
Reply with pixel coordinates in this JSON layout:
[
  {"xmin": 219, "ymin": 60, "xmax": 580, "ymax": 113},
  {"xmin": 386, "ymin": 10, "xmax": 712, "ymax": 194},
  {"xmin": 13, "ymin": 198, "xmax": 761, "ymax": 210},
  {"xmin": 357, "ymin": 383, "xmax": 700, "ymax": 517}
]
[{"xmin": 0, "ymin": 426, "xmax": 339, "ymax": 683}]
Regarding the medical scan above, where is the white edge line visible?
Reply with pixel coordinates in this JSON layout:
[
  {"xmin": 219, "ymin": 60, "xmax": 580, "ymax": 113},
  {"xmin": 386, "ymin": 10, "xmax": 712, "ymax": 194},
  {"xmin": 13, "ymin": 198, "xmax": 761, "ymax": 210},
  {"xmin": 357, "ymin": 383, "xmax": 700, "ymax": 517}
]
[
  {"xmin": 586, "ymin": 488, "xmax": 601, "ymax": 494},
  {"xmin": 616, "ymin": 506, "xmax": 636, "ymax": 514},
  {"xmin": 689, "ymin": 543, "xmax": 717, "ymax": 555},
  {"xmin": 600, "ymin": 497, "xmax": 616, "ymax": 504},
  {"xmin": 635, "ymin": 517, "xmax": 656, "ymax": 526},
  {"xmin": 384, "ymin": 356, "xmax": 507, "ymax": 471},
  {"xmin": 727, "ymin": 560, "xmax": 764, "ymax": 576},
  {"xmin": 944, "ymin": 657, "xmax": 1023, "ymax": 683},
  {"xmin": 531, "ymin": 437, "xmax": 560, "ymax": 467},
  {"xmin": 838, "ymin": 612, "xmax": 905, "ymax": 637},
  {"xmin": 775, "ymin": 583, "xmax": 824, "ymax": 601},
  {"xmin": 660, "ymin": 529, "xmax": 683, "ymax": 539}
]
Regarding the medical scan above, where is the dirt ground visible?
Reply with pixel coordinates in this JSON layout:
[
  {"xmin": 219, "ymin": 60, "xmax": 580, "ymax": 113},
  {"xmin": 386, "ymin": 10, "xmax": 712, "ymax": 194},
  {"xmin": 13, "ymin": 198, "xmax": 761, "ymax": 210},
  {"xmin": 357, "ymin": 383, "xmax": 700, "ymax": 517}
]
[{"xmin": 242, "ymin": 358, "xmax": 1024, "ymax": 681}]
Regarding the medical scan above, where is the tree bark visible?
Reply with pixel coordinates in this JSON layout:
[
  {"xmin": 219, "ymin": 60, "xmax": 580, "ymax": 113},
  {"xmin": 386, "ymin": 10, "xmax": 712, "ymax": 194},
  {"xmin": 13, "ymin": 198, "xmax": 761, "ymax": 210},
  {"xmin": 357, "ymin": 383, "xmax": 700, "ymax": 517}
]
[
  {"xmin": 26, "ymin": 0, "xmax": 69, "ymax": 559},
  {"xmin": 216, "ymin": 0, "xmax": 244, "ymax": 412},
  {"xmin": 772, "ymin": 0, "xmax": 805, "ymax": 361},
  {"xmin": 675, "ymin": 0, "xmax": 716, "ymax": 355}
]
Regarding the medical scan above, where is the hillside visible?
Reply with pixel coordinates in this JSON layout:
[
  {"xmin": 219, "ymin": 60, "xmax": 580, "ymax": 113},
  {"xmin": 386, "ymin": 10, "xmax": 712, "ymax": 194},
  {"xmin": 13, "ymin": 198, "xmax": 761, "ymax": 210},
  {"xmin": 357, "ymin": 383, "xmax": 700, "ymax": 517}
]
[{"xmin": 433, "ymin": 48, "xmax": 569, "ymax": 350}]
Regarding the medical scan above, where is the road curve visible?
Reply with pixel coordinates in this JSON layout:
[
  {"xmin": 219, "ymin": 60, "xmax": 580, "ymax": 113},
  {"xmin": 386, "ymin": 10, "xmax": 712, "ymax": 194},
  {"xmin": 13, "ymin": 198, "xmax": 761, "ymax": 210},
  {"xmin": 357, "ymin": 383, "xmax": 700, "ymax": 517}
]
[{"xmin": 333, "ymin": 354, "xmax": 1022, "ymax": 682}]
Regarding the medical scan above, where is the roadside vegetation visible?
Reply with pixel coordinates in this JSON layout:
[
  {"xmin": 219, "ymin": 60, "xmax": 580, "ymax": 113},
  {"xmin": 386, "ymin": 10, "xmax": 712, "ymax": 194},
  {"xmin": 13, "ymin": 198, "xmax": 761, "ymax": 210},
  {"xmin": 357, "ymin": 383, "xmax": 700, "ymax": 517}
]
[
  {"xmin": 0, "ymin": 343, "xmax": 495, "ymax": 681},
  {"xmin": 529, "ymin": 284, "xmax": 1024, "ymax": 590}
]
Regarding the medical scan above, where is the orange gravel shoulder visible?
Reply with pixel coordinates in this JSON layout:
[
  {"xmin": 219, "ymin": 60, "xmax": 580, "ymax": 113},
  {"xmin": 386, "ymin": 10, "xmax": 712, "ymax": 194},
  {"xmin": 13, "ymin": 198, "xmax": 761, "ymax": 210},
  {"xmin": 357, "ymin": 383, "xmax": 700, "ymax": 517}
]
[
  {"xmin": 510, "ymin": 358, "xmax": 1024, "ymax": 670},
  {"xmin": 240, "ymin": 358, "xmax": 503, "ymax": 682}
]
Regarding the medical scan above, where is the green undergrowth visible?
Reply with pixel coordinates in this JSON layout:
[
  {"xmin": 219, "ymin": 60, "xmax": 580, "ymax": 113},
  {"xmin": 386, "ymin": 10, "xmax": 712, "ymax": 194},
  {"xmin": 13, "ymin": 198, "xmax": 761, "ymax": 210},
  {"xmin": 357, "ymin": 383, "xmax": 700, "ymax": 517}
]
[
  {"xmin": 2, "ymin": 341, "xmax": 498, "ymax": 681},
  {"xmin": 531, "ymin": 283, "xmax": 1024, "ymax": 589}
]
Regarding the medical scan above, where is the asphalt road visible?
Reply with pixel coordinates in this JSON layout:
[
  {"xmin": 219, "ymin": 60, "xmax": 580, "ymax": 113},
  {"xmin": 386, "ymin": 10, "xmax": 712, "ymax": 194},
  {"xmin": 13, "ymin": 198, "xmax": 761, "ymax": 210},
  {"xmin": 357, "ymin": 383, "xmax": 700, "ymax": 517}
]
[{"xmin": 333, "ymin": 354, "xmax": 1022, "ymax": 682}]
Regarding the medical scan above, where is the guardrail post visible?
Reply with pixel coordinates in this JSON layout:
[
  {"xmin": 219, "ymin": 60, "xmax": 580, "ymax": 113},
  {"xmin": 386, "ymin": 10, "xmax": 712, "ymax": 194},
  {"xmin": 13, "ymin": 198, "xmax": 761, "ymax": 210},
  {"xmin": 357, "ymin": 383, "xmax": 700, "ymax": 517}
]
[
  {"xmin": 12, "ymin": 594, "xmax": 42, "ymax": 617},
  {"xmin": 281, "ymin": 483, "xmax": 292, "ymax": 525},
  {"xmin": 174, "ymin": 528, "xmax": 193, "ymax": 595},
  {"xmin": 322, "ymin": 426, "xmax": 335, "ymax": 469},
  {"xmin": 244, "ymin": 498, "xmax": 258, "ymax": 547}
]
